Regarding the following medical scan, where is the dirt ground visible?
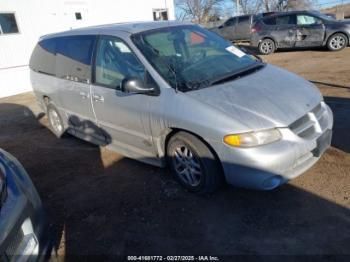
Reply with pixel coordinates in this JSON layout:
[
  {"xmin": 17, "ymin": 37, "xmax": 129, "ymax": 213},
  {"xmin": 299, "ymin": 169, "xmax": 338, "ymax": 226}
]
[{"xmin": 0, "ymin": 47, "xmax": 350, "ymax": 259}]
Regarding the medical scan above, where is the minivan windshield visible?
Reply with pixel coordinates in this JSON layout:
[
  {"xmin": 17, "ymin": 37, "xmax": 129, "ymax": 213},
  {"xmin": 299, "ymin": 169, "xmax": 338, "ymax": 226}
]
[{"xmin": 131, "ymin": 25, "xmax": 261, "ymax": 91}]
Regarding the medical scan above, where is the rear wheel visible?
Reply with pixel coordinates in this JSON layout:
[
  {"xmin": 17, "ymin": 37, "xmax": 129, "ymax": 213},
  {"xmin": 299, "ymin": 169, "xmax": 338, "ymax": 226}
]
[
  {"xmin": 259, "ymin": 38, "xmax": 276, "ymax": 55},
  {"xmin": 47, "ymin": 104, "xmax": 65, "ymax": 138},
  {"xmin": 167, "ymin": 132, "xmax": 223, "ymax": 194},
  {"xmin": 327, "ymin": 33, "xmax": 348, "ymax": 51}
]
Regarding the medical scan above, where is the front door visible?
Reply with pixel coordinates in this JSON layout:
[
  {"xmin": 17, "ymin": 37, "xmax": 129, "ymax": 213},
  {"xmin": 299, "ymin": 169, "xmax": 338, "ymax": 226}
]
[
  {"xmin": 91, "ymin": 36, "xmax": 157, "ymax": 159},
  {"xmin": 295, "ymin": 14, "xmax": 325, "ymax": 47}
]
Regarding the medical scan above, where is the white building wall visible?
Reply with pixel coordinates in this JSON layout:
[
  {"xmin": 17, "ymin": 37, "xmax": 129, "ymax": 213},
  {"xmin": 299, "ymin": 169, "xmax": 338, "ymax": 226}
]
[{"xmin": 0, "ymin": 0, "xmax": 174, "ymax": 98}]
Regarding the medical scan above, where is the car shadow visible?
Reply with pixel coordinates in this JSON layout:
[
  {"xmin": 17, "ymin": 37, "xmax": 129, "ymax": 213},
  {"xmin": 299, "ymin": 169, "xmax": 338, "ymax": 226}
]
[
  {"xmin": 0, "ymin": 101, "xmax": 349, "ymax": 259},
  {"xmin": 310, "ymin": 81, "xmax": 350, "ymax": 90},
  {"xmin": 325, "ymin": 96, "xmax": 350, "ymax": 153},
  {"xmin": 236, "ymin": 44, "xmax": 348, "ymax": 56}
]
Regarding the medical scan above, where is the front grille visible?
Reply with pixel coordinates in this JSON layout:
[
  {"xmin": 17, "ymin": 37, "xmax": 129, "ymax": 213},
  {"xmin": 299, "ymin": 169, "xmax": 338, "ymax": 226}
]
[
  {"xmin": 289, "ymin": 102, "xmax": 328, "ymax": 139},
  {"xmin": 5, "ymin": 228, "xmax": 24, "ymax": 259}
]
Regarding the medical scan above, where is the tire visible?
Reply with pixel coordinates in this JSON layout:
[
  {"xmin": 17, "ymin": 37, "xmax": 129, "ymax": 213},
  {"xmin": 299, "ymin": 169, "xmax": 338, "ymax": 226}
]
[
  {"xmin": 47, "ymin": 103, "xmax": 65, "ymax": 138},
  {"xmin": 327, "ymin": 33, "xmax": 348, "ymax": 51},
  {"xmin": 167, "ymin": 132, "xmax": 223, "ymax": 194},
  {"xmin": 258, "ymin": 38, "xmax": 276, "ymax": 55}
]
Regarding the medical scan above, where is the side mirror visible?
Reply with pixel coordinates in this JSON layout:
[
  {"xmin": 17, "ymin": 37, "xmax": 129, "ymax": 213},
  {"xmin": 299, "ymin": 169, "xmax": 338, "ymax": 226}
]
[{"xmin": 121, "ymin": 77, "xmax": 158, "ymax": 96}]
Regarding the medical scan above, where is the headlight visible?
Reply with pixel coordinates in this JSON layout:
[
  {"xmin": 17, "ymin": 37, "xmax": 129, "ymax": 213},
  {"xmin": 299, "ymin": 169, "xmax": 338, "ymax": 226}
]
[{"xmin": 224, "ymin": 128, "xmax": 282, "ymax": 147}]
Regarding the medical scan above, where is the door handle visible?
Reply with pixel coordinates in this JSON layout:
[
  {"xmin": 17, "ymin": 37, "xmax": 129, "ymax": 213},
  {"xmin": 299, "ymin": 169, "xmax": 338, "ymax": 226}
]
[
  {"xmin": 92, "ymin": 94, "xmax": 104, "ymax": 102},
  {"xmin": 79, "ymin": 91, "xmax": 89, "ymax": 99}
]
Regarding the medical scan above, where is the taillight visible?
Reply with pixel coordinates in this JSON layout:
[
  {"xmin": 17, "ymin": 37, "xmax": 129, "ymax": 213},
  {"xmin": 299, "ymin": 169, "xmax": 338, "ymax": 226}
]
[{"xmin": 251, "ymin": 24, "xmax": 262, "ymax": 33}]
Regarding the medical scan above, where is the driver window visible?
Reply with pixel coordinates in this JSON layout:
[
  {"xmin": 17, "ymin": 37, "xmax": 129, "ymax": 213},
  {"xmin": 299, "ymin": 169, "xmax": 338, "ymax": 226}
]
[
  {"xmin": 297, "ymin": 15, "xmax": 321, "ymax": 25},
  {"xmin": 95, "ymin": 36, "xmax": 145, "ymax": 89}
]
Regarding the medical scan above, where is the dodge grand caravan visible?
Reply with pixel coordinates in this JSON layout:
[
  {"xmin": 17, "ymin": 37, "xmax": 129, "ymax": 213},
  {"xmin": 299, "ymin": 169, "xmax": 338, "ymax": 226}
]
[{"xmin": 29, "ymin": 21, "xmax": 333, "ymax": 193}]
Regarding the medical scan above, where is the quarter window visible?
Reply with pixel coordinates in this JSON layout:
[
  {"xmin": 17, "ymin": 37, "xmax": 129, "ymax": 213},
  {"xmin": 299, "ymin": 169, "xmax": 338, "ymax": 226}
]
[
  {"xmin": 95, "ymin": 37, "xmax": 145, "ymax": 89},
  {"xmin": 297, "ymin": 15, "xmax": 321, "ymax": 25},
  {"xmin": 225, "ymin": 18, "xmax": 236, "ymax": 27},
  {"xmin": 0, "ymin": 13, "xmax": 19, "ymax": 34}
]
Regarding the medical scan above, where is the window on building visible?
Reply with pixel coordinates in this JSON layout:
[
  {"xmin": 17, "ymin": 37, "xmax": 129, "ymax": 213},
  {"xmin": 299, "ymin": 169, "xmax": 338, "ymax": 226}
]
[
  {"xmin": 75, "ymin": 12, "xmax": 82, "ymax": 20},
  {"xmin": 0, "ymin": 13, "xmax": 19, "ymax": 34},
  {"xmin": 153, "ymin": 9, "xmax": 168, "ymax": 21}
]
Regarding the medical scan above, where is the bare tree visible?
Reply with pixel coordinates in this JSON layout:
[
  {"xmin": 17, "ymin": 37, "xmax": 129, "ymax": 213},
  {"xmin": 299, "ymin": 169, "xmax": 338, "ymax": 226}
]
[
  {"xmin": 235, "ymin": 0, "xmax": 263, "ymax": 14},
  {"xmin": 234, "ymin": 0, "xmax": 319, "ymax": 14},
  {"xmin": 263, "ymin": 0, "xmax": 318, "ymax": 11},
  {"xmin": 175, "ymin": 0, "xmax": 225, "ymax": 24}
]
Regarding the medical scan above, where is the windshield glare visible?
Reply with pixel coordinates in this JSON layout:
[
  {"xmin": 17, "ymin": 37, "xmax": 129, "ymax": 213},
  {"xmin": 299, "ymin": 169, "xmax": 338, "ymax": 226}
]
[{"xmin": 131, "ymin": 25, "xmax": 258, "ymax": 91}]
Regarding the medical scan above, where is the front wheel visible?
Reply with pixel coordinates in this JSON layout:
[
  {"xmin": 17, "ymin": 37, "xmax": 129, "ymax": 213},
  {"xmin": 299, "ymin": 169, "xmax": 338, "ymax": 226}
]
[
  {"xmin": 327, "ymin": 33, "xmax": 348, "ymax": 51},
  {"xmin": 167, "ymin": 132, "xmax": 223, "ymax": 194},
  {"xmin": 258, "ymin": 39, "xmax": 276, "ymax": 55}
]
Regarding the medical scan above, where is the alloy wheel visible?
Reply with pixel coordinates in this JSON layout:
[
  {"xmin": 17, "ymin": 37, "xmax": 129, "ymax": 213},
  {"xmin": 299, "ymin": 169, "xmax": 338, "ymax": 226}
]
[
  {"xmin": 173, "ymin": 145, "xmax": 202, "ymax": 187},
  {"xmin": 260, "ymin": 40, "xmax": 273, "ymax": 54},
  {"xmin": 48, "ymin": 109, "xmax": 63, "ymax": 134},
  {"xmin": 330, "ymin": 35, "xmax": 346, "ymax": 50}
]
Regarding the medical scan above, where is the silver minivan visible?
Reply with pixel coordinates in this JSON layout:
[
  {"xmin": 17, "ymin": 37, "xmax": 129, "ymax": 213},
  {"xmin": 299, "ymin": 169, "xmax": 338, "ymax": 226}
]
[{"xmin": 30, "ymin": 21, "xmax": 333, "ymax": 193}]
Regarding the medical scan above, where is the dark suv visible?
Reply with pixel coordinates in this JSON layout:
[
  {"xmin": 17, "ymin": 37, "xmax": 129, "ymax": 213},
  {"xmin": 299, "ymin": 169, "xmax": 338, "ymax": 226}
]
[
  {"xmin": 211, "ymin": 12, "xmax": 276, "ymax": 41},
  {"xmin": 251, "ymin": 10, "xmax": 350, "ymax": 54}
]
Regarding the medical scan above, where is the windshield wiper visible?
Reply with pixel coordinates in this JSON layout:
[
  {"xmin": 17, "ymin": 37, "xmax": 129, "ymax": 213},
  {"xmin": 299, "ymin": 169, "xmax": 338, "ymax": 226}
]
[{"xmin": 209, "ymin": 62, "xmax": 266, "ymax": 86}]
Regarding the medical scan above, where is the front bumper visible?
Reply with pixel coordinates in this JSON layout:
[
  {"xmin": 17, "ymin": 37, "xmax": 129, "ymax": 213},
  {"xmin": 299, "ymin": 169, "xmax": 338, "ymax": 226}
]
[
  {"xmin": 0, "ymin": 150, "xmax": 50, "ymax": 261},
  {"xmin": 217, "ymin": 102, "xmax": 333, "ymax": 190}
]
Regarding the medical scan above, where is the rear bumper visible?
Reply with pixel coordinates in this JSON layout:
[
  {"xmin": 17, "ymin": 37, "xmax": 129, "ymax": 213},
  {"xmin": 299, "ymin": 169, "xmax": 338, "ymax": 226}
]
[{"xmin": 215, "ymin": 103, "xmax": 333, "ymax": 190}]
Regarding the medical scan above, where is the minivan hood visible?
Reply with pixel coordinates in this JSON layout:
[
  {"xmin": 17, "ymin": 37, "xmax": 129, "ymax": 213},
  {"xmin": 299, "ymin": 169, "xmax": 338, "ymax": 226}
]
[{"xmin": 186, "ymin": 64, "xmax": 322, "ymax": 131}]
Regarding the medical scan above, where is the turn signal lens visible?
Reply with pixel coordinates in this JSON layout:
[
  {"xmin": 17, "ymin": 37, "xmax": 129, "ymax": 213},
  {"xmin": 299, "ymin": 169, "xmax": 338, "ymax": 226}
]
[
  {"xmin": 224, "ymin": 129, "xmax": 282, "ymax": 148},
  {"xmin": 223, "ymin": 135, "xmax": 241, "ymax": 146}
]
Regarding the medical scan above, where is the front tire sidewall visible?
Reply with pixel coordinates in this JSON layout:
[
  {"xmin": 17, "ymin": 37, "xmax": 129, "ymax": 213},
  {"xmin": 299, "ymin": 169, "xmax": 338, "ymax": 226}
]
[
  {"xmin": 327, "ymin": 33, "xmax": 348, "ymax": 51},
  {"xmin": 167, "ymin": 138, "xmax": 206, "ymax": 193},
  {"xmin": 167, "ymin": 132, "xmax": 222, "ymax": 194},
  {"xmin": 259, "ymin": 39, "xmax": 275, "ymax": 55},
  {"xmin": 47, "ymin": 104, "xmax": 65, "ymax": 138}
]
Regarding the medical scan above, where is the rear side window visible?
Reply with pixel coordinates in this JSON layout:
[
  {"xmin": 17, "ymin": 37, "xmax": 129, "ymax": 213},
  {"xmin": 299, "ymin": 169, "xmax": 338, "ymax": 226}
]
[
  {"xmin": 29, "ymin": 38, "xmax": 57, "ymax": 75},
  {"xmin": 276, "ymin": 15, "xmax": 295, "ymax": 25},
  {"xmin": 238, "ymin": 16, "xmax": 250, "ymax": 23},
  {"xmin": 263, "ymin": 17, "xmax": 276, "ymax": 25},
  {"xmin": 56, "ymin": 35, "xmax": 96, "ymax": 82}
]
